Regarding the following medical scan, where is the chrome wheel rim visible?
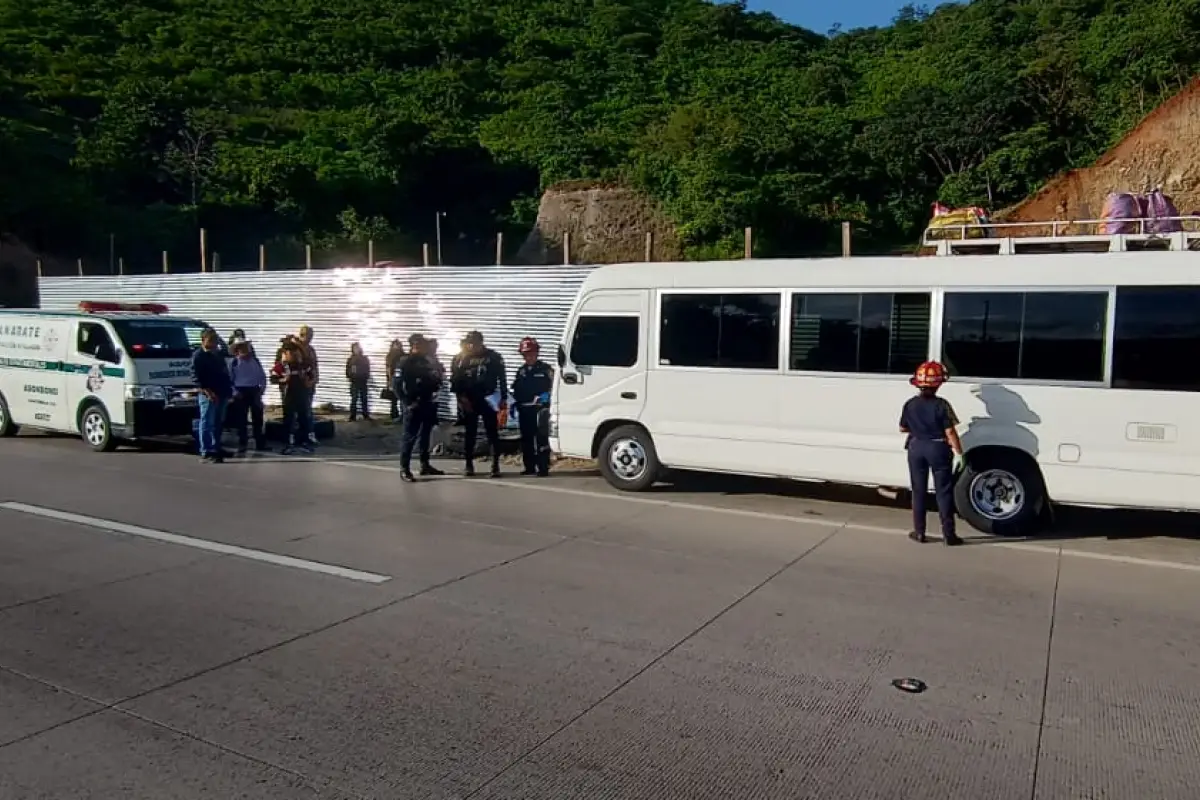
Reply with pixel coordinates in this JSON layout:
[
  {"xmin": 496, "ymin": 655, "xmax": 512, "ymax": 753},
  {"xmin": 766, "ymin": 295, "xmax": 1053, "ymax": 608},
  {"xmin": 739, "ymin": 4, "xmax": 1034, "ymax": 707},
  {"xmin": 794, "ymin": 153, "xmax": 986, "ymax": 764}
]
[
  {"xmin": 608, "ymin": 437, "xmax": 647, "ymax": 482},
  {"xmin": 83, "ymin": 412, "xmax": 106, "ymax": 447},
  {"xmin": 969, "ymin": 468, "xmax": 1025, "ymax": 521}
]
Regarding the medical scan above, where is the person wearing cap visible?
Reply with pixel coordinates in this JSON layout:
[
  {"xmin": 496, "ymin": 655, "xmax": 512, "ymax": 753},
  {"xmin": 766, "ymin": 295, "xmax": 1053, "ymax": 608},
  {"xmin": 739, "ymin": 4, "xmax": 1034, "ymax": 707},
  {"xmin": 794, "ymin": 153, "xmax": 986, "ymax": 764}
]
[
  {"xmin": 899, "ymin": 360, "xmax": 964, "ymax": 546},
  {"xmin": 450, "ymin": 330, "xmax": 508, "ymax": 477},
  {"xmin": 511, "ymin": 336, "xmax": 554, "ymax": 477},
  {"xmin": 397, "ymin": 333, "xmax": 445, "ymax": 482},
  {"xmin": 228, "ymin": 328, "xmax": 256, "ymax": 358},
  {"xmin": 229, "ymin": 339, "xmax": 268, "ymax": 453}
]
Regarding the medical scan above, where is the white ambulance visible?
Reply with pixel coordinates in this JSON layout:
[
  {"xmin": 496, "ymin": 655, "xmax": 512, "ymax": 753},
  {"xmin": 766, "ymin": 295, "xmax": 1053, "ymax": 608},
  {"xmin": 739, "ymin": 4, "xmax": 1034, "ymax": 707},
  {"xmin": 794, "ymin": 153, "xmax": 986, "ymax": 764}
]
[{"xmin": 0, "ymin": 301, "xmax": 222, "ymax": 451}]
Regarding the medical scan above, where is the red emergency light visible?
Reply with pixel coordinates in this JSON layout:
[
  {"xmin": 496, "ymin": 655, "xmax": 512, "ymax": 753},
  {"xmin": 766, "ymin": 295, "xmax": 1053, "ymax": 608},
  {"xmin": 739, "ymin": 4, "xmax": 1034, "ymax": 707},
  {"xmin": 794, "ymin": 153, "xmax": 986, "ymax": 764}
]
[{"xmin": 78, "ymin": 301, "xmax": 169, "ymax": 314}]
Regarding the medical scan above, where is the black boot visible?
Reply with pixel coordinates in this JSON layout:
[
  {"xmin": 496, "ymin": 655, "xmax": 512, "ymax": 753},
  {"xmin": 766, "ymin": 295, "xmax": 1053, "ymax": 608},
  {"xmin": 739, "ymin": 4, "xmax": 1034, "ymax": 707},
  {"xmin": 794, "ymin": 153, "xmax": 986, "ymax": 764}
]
[
  {"xmin": 490, "ymin": 458, "xmax": 501, "ymax": 478},
  {"xmin": 908, "ymin": 531, "xmax": 927, "ymax": 544},
  {"xmin": 943, "ymin": 533, "xmax": 963, "ymax": 546},
  {"xmin": 463, "ymin": 461, "xmax": 476, "ymax": 477},
  {"xmin": 401, "ymin": 469, "xmax": 417, "ymax": 483},
  {"xmin": 420, "ymin": 463, "xmax": 444, "ymax": 476}
]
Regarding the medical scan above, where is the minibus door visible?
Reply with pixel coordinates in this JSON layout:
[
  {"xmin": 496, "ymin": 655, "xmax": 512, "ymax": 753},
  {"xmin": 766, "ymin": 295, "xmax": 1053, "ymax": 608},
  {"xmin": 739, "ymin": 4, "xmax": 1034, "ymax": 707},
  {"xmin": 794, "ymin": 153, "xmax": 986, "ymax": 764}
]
[{"xmin": 555, "ymin": 292, "xmax": 647, "ymax": 458}]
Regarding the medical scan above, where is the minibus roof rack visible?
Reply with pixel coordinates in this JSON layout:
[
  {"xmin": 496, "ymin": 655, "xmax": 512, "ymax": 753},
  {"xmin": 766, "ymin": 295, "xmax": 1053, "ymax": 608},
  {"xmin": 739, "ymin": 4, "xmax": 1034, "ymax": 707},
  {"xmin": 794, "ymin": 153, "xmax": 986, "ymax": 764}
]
[{"xmin": 922, "ymin": 215, "xmax": 1200, "ymax": 256}]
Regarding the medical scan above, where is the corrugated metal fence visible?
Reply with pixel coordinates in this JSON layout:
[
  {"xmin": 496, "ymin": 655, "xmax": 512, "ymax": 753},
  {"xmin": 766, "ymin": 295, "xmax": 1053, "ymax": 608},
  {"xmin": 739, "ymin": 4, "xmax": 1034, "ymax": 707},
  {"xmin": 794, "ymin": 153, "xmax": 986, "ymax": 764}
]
[{"xmin": 39, "ymin": 266, "xmax": 595, "ymax": 415}]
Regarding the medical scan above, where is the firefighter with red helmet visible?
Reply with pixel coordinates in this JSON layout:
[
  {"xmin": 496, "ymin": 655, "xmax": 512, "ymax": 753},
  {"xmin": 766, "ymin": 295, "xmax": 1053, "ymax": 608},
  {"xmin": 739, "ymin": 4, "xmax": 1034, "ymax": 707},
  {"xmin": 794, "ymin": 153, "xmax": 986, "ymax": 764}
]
[
  {"xmin": 510, "ymin": 336, "xmax": 554, "ymax": 476},
  {"xmin": 899, "ymin": 361, "xmax": 965, "ymax": 545}
]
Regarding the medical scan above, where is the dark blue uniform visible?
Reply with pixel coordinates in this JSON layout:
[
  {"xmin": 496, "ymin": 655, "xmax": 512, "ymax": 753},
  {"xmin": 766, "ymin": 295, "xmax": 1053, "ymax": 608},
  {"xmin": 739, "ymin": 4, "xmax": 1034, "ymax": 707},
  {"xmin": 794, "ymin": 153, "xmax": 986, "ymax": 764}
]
[
  {"xmin": 512, "ymin": 359, "xmax": 553, "ymax": 475},
  {"xmin": 450, "ymin": 347, "xmax": 507, "ymax": 473},
  {"xmin": 899, "ymin": 394, "xmax": 959, "ymax": 540},
  {"xmin": 397, "ymin": 353, "xmax": 442, "ymax": 474}
]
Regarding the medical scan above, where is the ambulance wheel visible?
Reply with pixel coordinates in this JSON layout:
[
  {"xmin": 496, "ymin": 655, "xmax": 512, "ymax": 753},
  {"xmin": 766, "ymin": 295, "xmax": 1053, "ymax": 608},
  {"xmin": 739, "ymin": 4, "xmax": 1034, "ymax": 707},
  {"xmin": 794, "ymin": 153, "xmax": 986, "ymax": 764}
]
[
  {"xmin": 954, "ymin": 451, "xmax": 1044, "ymax": 536},
  {"xmin": 598, "ymin": 424, "xmax": 660, "ymax": 492},
  {"xmin": 0, "ymin": 393, "xmax": 17, "ymax": 437},
  {"xmin": 80, "ymin": 404, "xmax": 117, "ymax": 452}
]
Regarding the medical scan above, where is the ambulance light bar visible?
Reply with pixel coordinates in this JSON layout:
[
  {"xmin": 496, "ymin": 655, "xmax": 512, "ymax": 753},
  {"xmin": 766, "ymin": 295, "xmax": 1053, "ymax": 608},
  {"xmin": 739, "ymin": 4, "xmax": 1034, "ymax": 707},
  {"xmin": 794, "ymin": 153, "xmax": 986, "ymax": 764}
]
[{"xmin": 78, "ymin": 301, "xmax": 169, "ymax": 314}]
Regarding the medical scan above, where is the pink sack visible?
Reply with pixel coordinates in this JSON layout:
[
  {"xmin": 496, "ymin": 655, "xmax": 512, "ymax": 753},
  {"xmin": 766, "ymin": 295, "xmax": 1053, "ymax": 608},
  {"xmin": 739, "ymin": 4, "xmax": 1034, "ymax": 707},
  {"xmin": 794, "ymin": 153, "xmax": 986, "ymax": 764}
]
[
  {"xmin": 1144, "ymin": 189, "xmax": 1181, "ymax": 233},
  {"xmin": 1101, "ymin": 193, "xmax": 1143, "ymax": 234}
]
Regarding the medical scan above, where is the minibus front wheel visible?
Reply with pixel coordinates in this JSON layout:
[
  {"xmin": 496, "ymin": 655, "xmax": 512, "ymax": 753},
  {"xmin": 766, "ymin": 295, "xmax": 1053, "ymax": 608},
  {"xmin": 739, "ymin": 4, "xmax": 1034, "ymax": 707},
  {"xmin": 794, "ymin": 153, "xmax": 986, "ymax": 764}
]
[{"xmin": 598, "ymin": 424, "xmax": 661, "ymax": 492}]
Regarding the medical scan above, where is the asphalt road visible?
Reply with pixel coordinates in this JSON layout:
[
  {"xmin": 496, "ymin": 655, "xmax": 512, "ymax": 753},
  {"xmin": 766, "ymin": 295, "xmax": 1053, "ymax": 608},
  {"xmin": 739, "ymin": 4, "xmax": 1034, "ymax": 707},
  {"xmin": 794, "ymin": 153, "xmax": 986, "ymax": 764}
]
[{"xmin": 2, "ymin": 434, "xmax": 1200, "ymax": 799}]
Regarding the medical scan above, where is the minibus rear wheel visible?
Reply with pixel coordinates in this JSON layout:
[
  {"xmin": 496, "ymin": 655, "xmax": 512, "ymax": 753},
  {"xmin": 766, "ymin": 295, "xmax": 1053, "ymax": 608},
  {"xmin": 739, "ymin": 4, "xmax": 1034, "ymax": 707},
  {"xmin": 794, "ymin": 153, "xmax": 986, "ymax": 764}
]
[
  {"xmin": 0, "ymin": 392, "xmax": 18, "ymax": 437},
  {"xmin": 954, "ymin": 449, "xmax": 1045, "ymax": 536},
  {"xmin": 598, "ymin": 424, "xmax": 660, "ymax": 492}
]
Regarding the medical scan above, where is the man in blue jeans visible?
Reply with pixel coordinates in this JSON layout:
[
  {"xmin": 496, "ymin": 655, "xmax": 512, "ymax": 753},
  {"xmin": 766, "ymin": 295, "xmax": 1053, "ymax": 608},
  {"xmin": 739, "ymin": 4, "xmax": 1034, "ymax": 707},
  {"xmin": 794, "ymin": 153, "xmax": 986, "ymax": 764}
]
[{"xmin": 191, "ymin": 327, "xmax": 233, "ymax": 463}]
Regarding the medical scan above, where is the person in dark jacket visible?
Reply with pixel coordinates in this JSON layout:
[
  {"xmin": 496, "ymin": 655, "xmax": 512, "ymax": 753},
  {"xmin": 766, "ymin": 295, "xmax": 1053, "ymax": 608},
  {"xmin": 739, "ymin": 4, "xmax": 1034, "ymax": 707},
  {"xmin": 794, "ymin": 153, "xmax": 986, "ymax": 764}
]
[
  {"xmin": 450, "ymin": 330, "xmax": 507, "ymax": 477},
  {"xmin": 190, "ymin": 327, "xmax": 234, "ymax": 463},
  {"xmin": 229, "ymin": 339, "xmax": 268, "ymax": 453},
  {"xmin": 900, "ymin": 360, "xmax": 964, "ymax": 546},
  {"xmin": 397, "ymin": 334, "xmax": 445, "ymax": 482},
  {"xmin": 346, "ymin": 342, "xmax": 371, "ymax": 422},
  {"xmin": 277, "ymin": 342, "xmax": 315, "ymax": 455},
  {"xmin": 384, "ymin": 339, "xmax": 405, "ymax": 420},
  {"xmin": 511, "ymin": 336, "xmax": 554, "ymax": 477}
]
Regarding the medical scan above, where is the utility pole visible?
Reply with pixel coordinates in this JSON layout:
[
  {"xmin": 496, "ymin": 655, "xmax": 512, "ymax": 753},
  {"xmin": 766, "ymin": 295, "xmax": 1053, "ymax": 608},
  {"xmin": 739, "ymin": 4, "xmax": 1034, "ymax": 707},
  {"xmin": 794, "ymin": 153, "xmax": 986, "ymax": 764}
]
[{"xmin": 435, "ymin": 211, "xmax": 445, "ymax": 266}]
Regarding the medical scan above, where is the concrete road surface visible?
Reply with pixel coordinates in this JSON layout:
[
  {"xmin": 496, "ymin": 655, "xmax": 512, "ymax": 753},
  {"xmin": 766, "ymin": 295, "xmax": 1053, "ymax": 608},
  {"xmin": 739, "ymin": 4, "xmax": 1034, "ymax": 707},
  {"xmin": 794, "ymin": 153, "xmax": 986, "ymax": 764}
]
[{"xmin": 2, "ymin": 434, "xmax": 1200, "ymax": 799}]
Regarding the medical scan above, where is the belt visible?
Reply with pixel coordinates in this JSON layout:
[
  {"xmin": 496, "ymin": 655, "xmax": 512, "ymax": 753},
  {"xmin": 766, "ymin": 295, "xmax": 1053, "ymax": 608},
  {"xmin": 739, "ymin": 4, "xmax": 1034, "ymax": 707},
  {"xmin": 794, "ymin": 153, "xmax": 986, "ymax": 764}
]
[{"xmin": 914, "ymin": 438, "xmax": 947, "ymax": 443}]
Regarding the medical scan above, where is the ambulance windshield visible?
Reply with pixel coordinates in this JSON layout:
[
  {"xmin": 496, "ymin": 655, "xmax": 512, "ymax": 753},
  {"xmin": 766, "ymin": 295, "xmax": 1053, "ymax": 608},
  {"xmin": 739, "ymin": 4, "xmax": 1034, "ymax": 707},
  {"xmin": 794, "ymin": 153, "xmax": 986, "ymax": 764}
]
[{"xmin": 110, "ymin": 319, "xmax": 212, "ymax": 360}]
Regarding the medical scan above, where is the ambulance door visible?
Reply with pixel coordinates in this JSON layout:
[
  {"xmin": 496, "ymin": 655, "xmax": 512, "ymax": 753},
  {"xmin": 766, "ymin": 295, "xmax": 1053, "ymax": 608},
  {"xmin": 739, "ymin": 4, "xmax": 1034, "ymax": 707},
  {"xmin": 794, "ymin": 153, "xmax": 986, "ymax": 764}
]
[{"xmin": 69, "ymin": 320, "xmax": 128, "ymax": 432}]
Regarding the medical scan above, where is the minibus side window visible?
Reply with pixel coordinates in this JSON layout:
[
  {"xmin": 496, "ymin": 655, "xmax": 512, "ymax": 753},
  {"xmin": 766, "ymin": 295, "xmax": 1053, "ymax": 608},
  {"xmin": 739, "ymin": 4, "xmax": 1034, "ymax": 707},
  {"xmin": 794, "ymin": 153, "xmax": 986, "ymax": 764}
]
[
  {"xmin": 570, "ymin": 316, "xmax": 638, "ymax": 367},
  {"xmin": 659, "ymin": 293, "xmax": 780, "ymax": 370},
  {"xmin": 790, "ymin": 292, "xmax": 930, "ymax": 375},
  {"xmin": 1112, "ymin": 286, "xmax": 1200, "ymax": 392},
  {"xmin": 942, "ymin": 291, "xmax": 1107, "ymax": 382},
  {"xmin": 77, "ymin": 323, "xmax": 120, "ymax": 364}
]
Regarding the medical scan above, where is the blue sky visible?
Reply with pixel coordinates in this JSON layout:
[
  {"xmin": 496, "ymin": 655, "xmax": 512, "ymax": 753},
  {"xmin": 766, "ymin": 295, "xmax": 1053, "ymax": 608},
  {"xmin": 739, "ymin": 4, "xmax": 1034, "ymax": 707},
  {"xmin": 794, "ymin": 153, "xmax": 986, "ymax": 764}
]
[{"xmin": 744, "ymin": 0, "xmax": 913, "ymax": 32}]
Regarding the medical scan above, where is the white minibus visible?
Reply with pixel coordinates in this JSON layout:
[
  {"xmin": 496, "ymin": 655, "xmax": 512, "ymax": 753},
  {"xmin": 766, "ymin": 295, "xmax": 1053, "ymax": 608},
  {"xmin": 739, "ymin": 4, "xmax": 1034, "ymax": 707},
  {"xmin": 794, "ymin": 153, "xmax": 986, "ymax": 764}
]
[
  {"xmin": 550, "ymin": 226, "xmax": 1200, "ymax": 535},
  {"xmin": 0, "ymin": 301, "xmax": 220, "ymax": 451}
]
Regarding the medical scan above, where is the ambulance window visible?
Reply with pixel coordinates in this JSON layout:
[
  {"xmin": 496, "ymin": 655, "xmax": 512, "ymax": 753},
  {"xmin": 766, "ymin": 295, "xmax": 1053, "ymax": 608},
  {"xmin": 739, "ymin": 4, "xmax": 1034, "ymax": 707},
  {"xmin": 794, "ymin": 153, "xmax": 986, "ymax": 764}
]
[
  {"xmin": 111, "ymin": 319, "xmax": 202, "ymax": 359},
  {"xmin": 76, "ymin": 323, "xmax": 120, "ymax": 364}
]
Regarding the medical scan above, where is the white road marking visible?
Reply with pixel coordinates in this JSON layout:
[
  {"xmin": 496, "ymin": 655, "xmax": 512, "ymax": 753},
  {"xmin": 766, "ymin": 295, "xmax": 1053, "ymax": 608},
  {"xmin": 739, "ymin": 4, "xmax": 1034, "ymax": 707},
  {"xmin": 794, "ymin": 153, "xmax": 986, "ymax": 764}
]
[
  {"xmin": 316, "ymin": 458, "xmax": 1200, "ymax": 574},
  {"xmin": 0, "ymin": 502, "xmax": 391, "ymax": 584}
]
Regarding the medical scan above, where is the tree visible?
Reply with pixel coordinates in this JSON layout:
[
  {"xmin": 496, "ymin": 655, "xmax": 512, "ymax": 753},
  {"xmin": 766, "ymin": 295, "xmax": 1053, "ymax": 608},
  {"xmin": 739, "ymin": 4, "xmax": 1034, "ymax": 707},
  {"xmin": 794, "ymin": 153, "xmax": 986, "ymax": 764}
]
[{"xmin": 2, "ymin": 0, "xmax": 1200, "ymax": 263}]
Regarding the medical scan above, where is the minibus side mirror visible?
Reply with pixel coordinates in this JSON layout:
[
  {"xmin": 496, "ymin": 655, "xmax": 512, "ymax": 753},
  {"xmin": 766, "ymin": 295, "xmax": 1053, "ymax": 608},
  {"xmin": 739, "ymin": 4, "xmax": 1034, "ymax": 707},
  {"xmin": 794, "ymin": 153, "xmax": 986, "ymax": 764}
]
[{"xmin": 556, "ymin": 343, "xmax": 565, "ymax": 368}]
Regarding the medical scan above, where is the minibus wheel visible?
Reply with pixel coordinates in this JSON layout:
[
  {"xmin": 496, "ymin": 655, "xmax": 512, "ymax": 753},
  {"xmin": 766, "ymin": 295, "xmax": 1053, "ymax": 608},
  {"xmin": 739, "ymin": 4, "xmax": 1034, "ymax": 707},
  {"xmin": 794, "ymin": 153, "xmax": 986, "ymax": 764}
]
[
  {"xmin": 954, "ymin": 450, "xmax": 1044, "ymax": 536},
  {"xmin": 79, "ymin": 403, "xmax": 117, "ymax": 452},
  {"xmin": 598, "ymin": 424, "xmax": 660, "ymax": 492},
  {"xmin": 0, "ymin": 392, "xmax": 17, "ymax": 437}
]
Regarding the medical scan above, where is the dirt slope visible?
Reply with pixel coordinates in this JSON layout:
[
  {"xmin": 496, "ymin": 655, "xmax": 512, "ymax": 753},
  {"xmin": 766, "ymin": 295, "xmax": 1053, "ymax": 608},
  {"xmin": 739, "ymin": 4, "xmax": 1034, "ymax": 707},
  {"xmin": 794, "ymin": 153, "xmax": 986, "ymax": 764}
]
[
  {"xmin": 1000, "ymin": 78, "xmax": 1200, "ymax": 235},
  {"xmin": 516, "ymin": 181, "xmax": 683, "ymax": 264}
]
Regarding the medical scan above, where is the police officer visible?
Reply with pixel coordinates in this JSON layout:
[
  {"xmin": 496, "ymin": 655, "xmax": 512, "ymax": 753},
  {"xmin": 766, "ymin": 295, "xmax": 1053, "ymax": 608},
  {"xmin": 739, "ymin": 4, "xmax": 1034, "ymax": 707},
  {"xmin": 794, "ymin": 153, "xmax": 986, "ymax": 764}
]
[
  {"xmin": 450, "ymin": 330, "xmax": 507, "ymax": 477},
  {"xmin": 511, "ymin": 337, "xmax": 554, "ymax": 477},
  {"xmin": 899, "ymin": 360, "xmax": 964, "ymax": 546},
  {"xmin": 397, "ymin": 334, "xmax": 445, "ymax": 483}
]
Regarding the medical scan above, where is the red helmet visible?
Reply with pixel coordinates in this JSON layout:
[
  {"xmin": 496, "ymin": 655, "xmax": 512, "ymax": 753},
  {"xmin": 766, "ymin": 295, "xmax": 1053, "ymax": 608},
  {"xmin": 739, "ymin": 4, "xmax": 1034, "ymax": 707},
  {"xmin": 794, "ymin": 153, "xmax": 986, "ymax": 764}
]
[
  {"xmin": 518, "ymin": 337, "xmax": 539, "ymax": 354},
  {"xmin": 911, "ymin": 360, "xmax": 948, "ymax": 389}
]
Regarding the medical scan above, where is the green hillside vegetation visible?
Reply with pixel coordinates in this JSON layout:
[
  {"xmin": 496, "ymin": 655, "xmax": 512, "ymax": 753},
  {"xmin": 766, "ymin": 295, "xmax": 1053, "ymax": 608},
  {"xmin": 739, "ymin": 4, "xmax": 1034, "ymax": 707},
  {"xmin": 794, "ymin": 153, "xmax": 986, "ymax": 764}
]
[{"xmin": 1, "ymin": 0, "xmax": 1197, "ymax": 268}]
